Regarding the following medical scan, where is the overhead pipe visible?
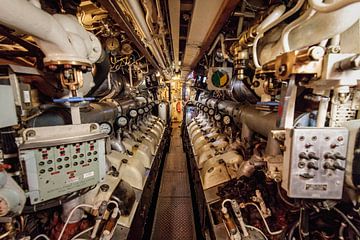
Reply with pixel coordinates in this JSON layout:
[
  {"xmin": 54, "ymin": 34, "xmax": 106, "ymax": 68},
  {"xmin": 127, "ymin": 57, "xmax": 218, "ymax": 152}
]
[
  {"xmin": 208, "ymin": 98, "xmax": 277, "ymax": 137},
  {"xmin": 308, "ymin": 0, "xmax": 360, "ymax": 12},
  {"xmin": 259, "ymin": 2, "xmax": 360, "ymax": 64},
  {"xmin": 0, "ymin": 0, "xmax": 101, "ymax": 65},
  {"xmin": 155, "ymin": 0, "xmax": 172, "ymax": 67},
  {"xmin": 125, "ymin": 0, "xmax": 167, "ymax": 69}
]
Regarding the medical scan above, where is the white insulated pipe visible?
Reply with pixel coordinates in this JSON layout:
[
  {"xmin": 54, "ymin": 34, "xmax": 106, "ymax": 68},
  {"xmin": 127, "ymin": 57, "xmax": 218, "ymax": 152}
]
[
  {"xmin": 0, "ymin": 0, "xmax": 101, "ymax": 64},
  {"xmin": 309, "ymin": 0, "xmax": 360, "ymax": 12},
  {"xmin": 126, "ymin": 0, "xmax": 166, "ymax": 69},
  {"xmin": 259, "ymin": 2, "xmax": 360, "ymax": 65}
]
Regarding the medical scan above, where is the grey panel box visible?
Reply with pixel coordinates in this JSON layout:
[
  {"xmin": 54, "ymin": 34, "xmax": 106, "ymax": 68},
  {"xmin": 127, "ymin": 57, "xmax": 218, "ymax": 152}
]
[{"xmin": 282, "ymin": 128, "xmax": 349, "ymax": 199}]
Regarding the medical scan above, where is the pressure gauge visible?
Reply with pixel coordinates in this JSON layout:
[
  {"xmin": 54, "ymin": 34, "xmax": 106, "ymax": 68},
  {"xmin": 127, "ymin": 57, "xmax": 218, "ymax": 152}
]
[
  {"xmin": 223, "ymin": 115, "xmax": 231, "ymax": 125},
  {"xmin": 215, "ymin": 114, "xmax": 222, "ymax": 121},
  {"xmin": 116, "ymin": 116, "xmax": 128, "ymax": 127},
  {"xmin": 138, "ymin": 108, "xmax": 144, "ymax": 115},
  {"xmin": 209, "ymin": 108, "xmax": 215, "ymax": 116},
  {"xmin": 203, "ymin": 106, "xmax": 209, "ymax": 113},
  {"xmin": 105, "ymin": 37, "xmax": 120, "ymax": 51},
  {"xmin": 99, "ymin": 122, "xmax": 113, "ymax": 135},
  {"xmin": 129, "ymin": 109, "xmax": 138, "ymax": 118},
  {"xmin": 144, "ymin": 107, "xmax": 149, "ymax": 113}
]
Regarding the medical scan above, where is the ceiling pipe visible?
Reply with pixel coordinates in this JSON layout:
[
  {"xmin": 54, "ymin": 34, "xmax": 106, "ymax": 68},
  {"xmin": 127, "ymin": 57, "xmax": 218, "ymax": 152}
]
[
  {"xmin": 168, "ymin": 0, "xmax": 181, "ymax": 72},
  {"xmin": 0, "ymin": 0, "xmax": 101, "ymax": 65},
  {"xmin": 125, "ymin": 0, "xmax": 167, "ymax": 69},
  {"xmin": 155, "ymin": 0, "xmax": 172, "ymax": 67}
]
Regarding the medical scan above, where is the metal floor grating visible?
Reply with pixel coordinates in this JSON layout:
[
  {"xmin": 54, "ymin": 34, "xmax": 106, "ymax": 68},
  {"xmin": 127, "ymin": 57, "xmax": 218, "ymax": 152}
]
[
  {"xmin": 163, "ymin": 154, "xmax": 187, "ymax": 171},
  {"xmin": 151, "ymin": 124, "xmax": 196, "ymax": 240},
  {"xmin": 159, "ymin": 172, "xmax": 190, "ymax": 197}
]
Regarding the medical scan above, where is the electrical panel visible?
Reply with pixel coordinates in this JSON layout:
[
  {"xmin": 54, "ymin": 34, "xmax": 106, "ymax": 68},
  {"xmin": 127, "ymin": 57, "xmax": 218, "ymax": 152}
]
[
  {"xmin": 19, "ymin": 124, "xmax": 107, "ymax": 204},
  {"xmin": 282, "ymin": 128, "xmax": 349, "ymax": 199}
]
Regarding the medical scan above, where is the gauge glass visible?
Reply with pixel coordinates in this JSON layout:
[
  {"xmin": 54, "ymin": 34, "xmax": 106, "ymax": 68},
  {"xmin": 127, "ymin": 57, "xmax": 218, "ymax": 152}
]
[
  {"xmin": 105, "ymin": 38, "xmax": 120, "ymax": 51},
  {"xmin": 223, "ymin": 115, "xmax": 231, "ymax": 125},
  {"xmin": 138, "ymin": 108, "xmax": 144, "ymax": 115},
  {"xmin": 100, "ymin": 122, "xmax": 113, "ymax": 134},
  {"xmin": 117, "ymin": 116, "xmax": 128, "ymax": 127},
  {"xmin": 129, "ymin": 110, "xmax": 138, "ymax": 118}
]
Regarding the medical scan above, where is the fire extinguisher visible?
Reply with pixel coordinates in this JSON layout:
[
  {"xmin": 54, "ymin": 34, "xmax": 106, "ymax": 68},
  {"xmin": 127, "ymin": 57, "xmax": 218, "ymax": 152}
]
[{"xmin": 176, "ymin": 101, "xmax": 181, "ymax": 113}]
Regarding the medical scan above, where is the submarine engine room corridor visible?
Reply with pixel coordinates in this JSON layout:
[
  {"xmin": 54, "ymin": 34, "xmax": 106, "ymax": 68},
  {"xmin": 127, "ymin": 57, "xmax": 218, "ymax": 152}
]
[
  {"xmin": 0, "ymin": 0, "xmax": 360, "ymax": 239},
  {"xmin": 150, "ymin": 123, "xmax": 197, "ymax": 240}
]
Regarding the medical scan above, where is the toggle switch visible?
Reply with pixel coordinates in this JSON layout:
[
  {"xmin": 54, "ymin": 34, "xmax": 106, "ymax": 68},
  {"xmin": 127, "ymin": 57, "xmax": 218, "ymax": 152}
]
[
  {"xmin": 334, "ymin": 152, "xmax": 346, "ymax": 161},
  {"xmin": 324, "ymin": 152, "xmax": 335, "ymax": 160},
  {"xmin": 299, "ymin": 152, "xmax": 309, "ymax": 160},
  {"xmin": 333, "ymin": 162, "xmax": 345, "ymax": 171},
  {"xmin": 307, "ymin": 162, "xmax": 319, "ymax": 170},
  {"xmin": 308, "ymin": 152, "xmax": 319, "ymax": 160},
  {"xmin": 323, "ymin": 162, "xmax": 335, "ymax": 171}
]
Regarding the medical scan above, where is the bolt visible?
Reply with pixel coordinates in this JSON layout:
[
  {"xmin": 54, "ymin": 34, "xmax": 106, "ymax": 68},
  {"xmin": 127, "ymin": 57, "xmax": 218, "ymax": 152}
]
[
  {"xmin": 278, "ymin": 64, "xmax": 287, "ymax": 76},
  {"xmin": 26, "ymin": 130, "xmax": 36, "ymax": 138},
  {"xmin": 100, "ymin": 184, "xmax": 110, "ymax": 192}
]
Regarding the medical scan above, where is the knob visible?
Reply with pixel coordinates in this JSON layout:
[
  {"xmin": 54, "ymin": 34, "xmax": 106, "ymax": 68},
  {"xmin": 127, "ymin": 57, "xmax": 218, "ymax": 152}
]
[
  {"xmin": 333, "ymin": 162, "xmax": 345, "ymax": 171},
  {"xmin": 323, "ymin": 162, "xmax": 335, "ymax": 171},
  {"xmin": 334, "ymin": 152, "xmax": 346, "ymax": 161},
  {"xmin": 300, "ymin": 173, "xmax": 314, "ymax": 179},
  {"xmin": 307, "ymin": 162, "xmax": 319, "ymax": 170},
  {"xmin": 308, "ymin": 152, "xmax": 319, "ymax": 160},
  {"xmin": 299, "ymin": 152, "xmax": 309, "ymax": 160}
]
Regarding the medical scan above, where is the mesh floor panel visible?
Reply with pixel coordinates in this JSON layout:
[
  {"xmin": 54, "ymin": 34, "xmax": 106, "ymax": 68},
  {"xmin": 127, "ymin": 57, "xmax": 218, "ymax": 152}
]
[{"xmin": 151, "ymin": 124, "xmax": 196, "ymax": 240}]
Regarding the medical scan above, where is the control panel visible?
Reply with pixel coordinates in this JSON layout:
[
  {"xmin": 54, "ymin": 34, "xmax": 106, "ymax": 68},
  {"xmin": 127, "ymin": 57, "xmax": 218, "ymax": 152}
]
[
  {"xmin": 19, "ymin": 124, "xmax": 107, "ymax": 204},
  {"xmin": 282, "ymin": 128, "xmax": 349, "ymax": 199}
]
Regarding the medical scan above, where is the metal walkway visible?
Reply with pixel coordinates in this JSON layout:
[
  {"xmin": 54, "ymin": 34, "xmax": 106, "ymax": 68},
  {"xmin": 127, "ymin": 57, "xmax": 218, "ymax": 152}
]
[{"xmin": 151, "ymin": 123, "xmax": 196, "ymax": 240}]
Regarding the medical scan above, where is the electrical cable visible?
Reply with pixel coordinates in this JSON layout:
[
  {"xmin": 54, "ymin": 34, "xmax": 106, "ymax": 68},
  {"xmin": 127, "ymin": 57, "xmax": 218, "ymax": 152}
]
[
  {"xmin": 33, "ymin": 234, "xmax": 50, "ymax": 240},
  {"xmin": 70, "ymin": 227, "xmax": 94, "ymax": 240},
  {"xmin": 245, "ymin": 224, "xmax": 268, "ymax": 240},
  {"xmin": 277, "ymin": 182, "xmax": 299, "ymax": 208},
  {"xmin": 243, "ymin": 202, "xmax": 283, "ymax": 235},
  {"xmin": 333, "ymin": 207, "xmax": 360, "ymax": 238},
  {"xmin": 57, "ymin": 204, "xmax": 94, "ymax": 240}
]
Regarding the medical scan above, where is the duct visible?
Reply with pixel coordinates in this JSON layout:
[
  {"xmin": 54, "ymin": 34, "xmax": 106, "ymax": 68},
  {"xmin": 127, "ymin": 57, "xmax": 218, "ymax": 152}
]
[
  {"xmin": 0, "ymin": 0, "xmax": 101, "ymax": 64},
  {"xmin": 214, "ymin": 99, "xmax": 278, "ymax": 137},
  {"xmin": 168, "ymin": 0, "xmax": 180, "ymax": 72},
  {"xmin": 115, "ymin": 99, "xmax": 137, "ymax": 115},
  {"xmin": 217, "ymin": 100, "xmax": 239, "ymax": 116},
  {"xmin": 155, "ymin": 0, "xmax": 172, "ymax": 66},
  {"xmin": 125, "ymin": 0, "xmax": 166, "ymax": 69},
  {"xmin": 28, "ymin": 102, "xmax": 118, "ymax": 127},
  {"xmin": 259, "ymin": 3, "xmax": 360, "ymax": 64},
  {"xmin": 236, "ymin": 105, "xmax": 277, "ymax": 138}
]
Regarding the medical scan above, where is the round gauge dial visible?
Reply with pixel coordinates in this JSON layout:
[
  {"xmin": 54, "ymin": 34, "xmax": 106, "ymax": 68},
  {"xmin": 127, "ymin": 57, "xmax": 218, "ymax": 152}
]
[
  {"xmin": 117, "ymin": 116, "xmax": 128, "ymax": 127},
  {"xmin": 144, "ymin": 107, "xmax": 149, "ymax": 113},
  {"xmin": 223, "ymin": 115, "xmax": 231, "ymax": 125},
  {"xmin": 105, "ymin": 38, "xmax": 120, "ymax": 51},
  {"xmin": 209, "ymin": 109, "xmax": 215, "ymax": 116},
  {"xmin": 129, "ymin": 109, "xmax": 138, "ymax": 118},
  {"xmin": 215, "ymin": 114, "xmax": 222, "ymax": 121},
  {"xmin": 138, "ymin": 108, "xmax": 144, "ymax": 115},
  {"xmin": 203, "ymin": 107, "xmax": 209, "ymax": 113},
  {"xmin": 100, "ymin": 122, "xmax": 113, "ymax": 135}
]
